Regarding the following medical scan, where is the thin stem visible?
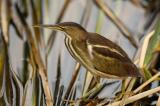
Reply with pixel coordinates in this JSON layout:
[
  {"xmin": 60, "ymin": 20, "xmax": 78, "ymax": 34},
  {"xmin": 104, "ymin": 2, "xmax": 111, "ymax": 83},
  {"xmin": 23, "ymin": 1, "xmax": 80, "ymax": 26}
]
[
  {"xmin": 133, "ymin": 72, "xmax": 160, "ymax": 94},
  {"xmin": 94, "ymin": 0, "xmax": 138, "ymax": 48},
  {"xmin": 107, "ymin": 86, "xmax": 160, "ymax": 106}
]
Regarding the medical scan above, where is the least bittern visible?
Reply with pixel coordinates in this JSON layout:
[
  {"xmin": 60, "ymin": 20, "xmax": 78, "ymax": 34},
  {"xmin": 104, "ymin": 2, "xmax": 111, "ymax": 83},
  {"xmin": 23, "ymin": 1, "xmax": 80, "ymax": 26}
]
[{"xmin": 33, "ymin": 22, "xmax": 142, "ymax": 100}]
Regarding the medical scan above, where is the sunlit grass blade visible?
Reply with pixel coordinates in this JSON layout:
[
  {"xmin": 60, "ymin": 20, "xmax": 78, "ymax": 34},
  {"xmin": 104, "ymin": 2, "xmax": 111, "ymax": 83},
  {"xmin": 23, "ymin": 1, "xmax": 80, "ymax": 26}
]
[
  {"xmin": 0, "ymin": 0, "xmax": 11, "ymax": 44},
  {"xmin": 144, "ymin": 20, "xmax": 160, "ymax": 68},
  {"xmin": 0, "ymin": 35, "xmax": 6, "ymax": 98},
  {"xmin": 30, "ymin": 0, "xmax": 44, "ymax": 47}
]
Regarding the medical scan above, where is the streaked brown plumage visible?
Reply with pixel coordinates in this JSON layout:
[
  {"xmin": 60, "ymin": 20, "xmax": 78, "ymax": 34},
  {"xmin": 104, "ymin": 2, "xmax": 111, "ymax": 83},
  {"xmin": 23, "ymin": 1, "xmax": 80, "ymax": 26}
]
[{"xmin": 33, "ymin": 22, "xmax": 142, "ymax": 79}]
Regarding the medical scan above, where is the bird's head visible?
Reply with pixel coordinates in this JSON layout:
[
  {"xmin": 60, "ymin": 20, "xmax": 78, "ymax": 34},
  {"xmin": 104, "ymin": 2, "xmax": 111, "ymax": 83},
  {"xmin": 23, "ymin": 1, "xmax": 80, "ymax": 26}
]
[{"xmin": 33, "ymin": 22, "xmax": 87, "ymax": 41}]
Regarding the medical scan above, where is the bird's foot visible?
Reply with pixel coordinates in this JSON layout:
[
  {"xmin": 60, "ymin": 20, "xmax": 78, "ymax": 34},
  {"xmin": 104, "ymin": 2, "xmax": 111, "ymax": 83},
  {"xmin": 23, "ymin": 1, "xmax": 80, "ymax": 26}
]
[
  {"xmin": 114, "ymin": 91, "xmax": 134, "ymax": 106},
  {"xmin": 114, "ymin": 92, "xmax": 123, "ymax": 101},
  {"xmin": 118, "ymin": 91, "xmax": 133, "ymax": 106},
  {"xmin": 63, "ymin": 98, "xmax": 92, "ymax": 105},
  {"xmin": 63, "ymin": 99, "xmax": 79, "ymax": 103},
  {"xmin": 115, "ymin": 91, "xmax": 133, "ymax": 101},
  {"xmin": 70, "ymin": 83, "xmax": 103, "ymax": 104},
  {"xmin": 82, "ymin": 83, "xmax": 103, "ymax": 99},
  {"xmin": 63, "ymin": 99, "xmax": 79, "ymax": 105},
  {"xmin": 113, "ymin": 94, "xmax": 126, "ymax": 106}
]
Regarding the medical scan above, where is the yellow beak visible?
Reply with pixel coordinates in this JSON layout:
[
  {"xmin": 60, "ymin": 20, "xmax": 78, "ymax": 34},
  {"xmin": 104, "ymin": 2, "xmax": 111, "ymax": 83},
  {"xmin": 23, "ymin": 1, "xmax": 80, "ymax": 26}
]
[{"xmin": 33, "ymin": 24, "xmax": 64, "ymax": 31}]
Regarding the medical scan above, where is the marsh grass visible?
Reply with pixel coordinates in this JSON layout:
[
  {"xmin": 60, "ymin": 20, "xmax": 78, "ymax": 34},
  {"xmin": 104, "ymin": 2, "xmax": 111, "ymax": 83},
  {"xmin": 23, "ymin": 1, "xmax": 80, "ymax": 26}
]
[{"xmin": 0, "ymin": 0, "xmax": 160, "ymax": 106}]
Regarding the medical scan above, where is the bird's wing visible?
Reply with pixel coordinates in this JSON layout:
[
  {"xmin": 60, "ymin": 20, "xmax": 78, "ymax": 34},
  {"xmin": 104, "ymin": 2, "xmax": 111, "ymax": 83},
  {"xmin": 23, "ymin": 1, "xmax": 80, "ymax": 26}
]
[
  {"xmin": 87, "ymin": 33, "xmax": 131, "ymax": 63},
  {"xmin": 86, "ymin": 33, "xmax": 141, "ymax": 77}
]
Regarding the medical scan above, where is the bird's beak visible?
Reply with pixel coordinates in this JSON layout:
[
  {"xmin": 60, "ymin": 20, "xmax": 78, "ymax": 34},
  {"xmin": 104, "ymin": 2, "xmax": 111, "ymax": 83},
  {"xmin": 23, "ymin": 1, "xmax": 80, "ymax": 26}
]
[{"xmin": 33, "ymin": 24, "xmax": 64, "ymax": 31}]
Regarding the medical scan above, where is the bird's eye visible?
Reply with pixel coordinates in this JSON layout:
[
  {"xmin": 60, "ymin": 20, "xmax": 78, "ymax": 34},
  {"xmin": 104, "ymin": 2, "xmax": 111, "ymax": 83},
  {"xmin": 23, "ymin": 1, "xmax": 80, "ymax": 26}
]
[{"xmin": 63, "ymin": 27, "xmax": 70, "ymax": 31}]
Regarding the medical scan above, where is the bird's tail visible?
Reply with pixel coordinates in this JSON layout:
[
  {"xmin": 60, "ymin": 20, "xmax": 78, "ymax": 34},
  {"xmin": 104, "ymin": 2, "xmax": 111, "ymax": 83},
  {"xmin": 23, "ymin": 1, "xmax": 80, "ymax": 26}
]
[{"xmin": 124, "ymin": 63, "xmax": 143, "ymax": 78}]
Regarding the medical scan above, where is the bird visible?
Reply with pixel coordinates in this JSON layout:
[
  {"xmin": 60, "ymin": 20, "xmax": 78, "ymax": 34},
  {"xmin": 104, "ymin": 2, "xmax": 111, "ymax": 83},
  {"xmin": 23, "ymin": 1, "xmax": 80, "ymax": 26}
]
[{"xmin": 33, "ymin": 22, "xmax": 142, "ymax": 80}]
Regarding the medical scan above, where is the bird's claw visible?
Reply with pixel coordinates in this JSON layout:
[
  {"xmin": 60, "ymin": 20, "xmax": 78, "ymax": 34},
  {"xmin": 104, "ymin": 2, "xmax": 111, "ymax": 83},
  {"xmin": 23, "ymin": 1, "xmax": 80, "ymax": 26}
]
[{"xmin": 115, "ymin": 91, "xmax": 133, "ymax": 101}]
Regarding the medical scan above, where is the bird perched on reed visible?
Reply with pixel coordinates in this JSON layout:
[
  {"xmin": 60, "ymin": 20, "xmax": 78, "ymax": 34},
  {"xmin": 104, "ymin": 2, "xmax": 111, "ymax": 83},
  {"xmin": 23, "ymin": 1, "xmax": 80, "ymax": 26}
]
[{"xmin": 33, "ymin": 22, "xmax": 141, "ymax": 80}]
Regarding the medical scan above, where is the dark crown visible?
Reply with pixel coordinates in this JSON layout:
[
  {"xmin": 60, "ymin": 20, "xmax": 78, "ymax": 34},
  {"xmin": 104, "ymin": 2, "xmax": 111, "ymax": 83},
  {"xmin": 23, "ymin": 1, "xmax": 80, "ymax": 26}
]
[{"xmin": 58, "ymin": 22, "xmax": 86, "ymax": 31}]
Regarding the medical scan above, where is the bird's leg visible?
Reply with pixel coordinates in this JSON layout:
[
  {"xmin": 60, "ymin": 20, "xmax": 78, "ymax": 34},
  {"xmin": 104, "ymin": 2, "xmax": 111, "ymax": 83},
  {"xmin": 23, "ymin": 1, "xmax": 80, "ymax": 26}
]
[
  {"xmin": 119, "ymin": 80, "xmax": 134, "ymax": 106},
  {"xmin": 115, "ymin": 79, "xmax": 133, "ymax": 101},
  {"xmin": 115, "ymin": 80, "xmax": 126, "ymax": 101},
  {"xmin": 77, "ymin": 76, "xmax": 103, "ymax": 102},
  {"xmin": 118, "ymin": 80, "xmax": 127, "ymax": 106},
  {"xmin": 82, "ymin": 84, "xmax": 102, "ymax": 98},
  {"xmin": 121, "ymin": 80, "xmax": 126, "ymax": 96}
]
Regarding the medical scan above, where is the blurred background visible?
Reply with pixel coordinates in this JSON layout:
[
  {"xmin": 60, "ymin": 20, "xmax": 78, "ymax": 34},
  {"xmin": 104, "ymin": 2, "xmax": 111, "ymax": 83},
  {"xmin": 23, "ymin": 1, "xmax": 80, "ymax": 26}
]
[{"xmin": 0, "ymin": 0, "xmax": 160, "ymax": 106}]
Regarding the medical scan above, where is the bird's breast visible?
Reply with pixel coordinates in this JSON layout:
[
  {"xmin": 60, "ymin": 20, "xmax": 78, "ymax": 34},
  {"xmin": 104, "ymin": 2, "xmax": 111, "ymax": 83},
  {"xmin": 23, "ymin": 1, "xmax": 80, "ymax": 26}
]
[
  {"xmin": 65, "ymin": 38, "xmax": 95, "ymax": 70},
  {"xmin": 64, "ymin": 38, "xmax": 88, "ymax": 63}
]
